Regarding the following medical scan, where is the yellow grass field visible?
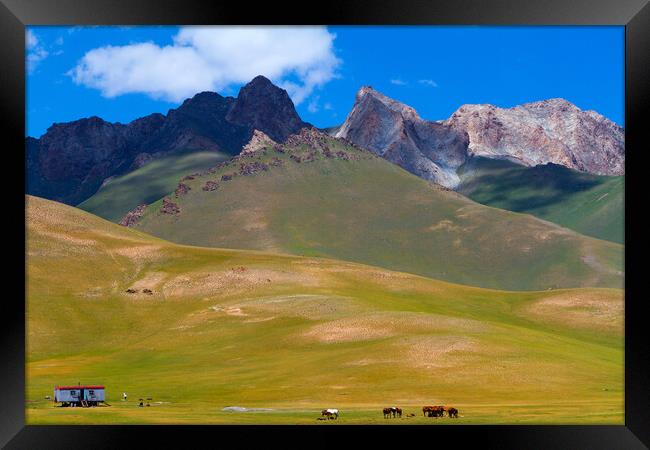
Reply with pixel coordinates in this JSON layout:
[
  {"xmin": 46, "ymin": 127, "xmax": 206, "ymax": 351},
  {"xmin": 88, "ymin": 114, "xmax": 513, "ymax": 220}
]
[{"xmin": 25, "ymin": 195, "xmax": 623, "ymax": 424}]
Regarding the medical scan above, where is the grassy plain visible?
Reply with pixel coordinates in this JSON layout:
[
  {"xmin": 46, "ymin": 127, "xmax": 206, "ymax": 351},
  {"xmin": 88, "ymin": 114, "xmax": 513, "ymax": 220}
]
[{"xmin": 26, "ymin": 196, "xmax": 623, "ymax": 424}]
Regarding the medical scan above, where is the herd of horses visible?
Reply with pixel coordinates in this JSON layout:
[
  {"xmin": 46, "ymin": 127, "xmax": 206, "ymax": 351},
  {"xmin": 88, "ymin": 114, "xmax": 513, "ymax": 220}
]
[
  {"xmin": 320, "ymin": 406, "xmax": 459, "ymax": 420},
  {"xmin": 422, "ymin": 405, "xmax": 459, "ymax": 418}
]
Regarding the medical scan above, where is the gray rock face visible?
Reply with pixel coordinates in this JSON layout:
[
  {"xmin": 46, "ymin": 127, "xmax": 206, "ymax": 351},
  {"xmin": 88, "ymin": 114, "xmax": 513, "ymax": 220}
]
[
  {"xmin": 443, "ymin": 99, "xmax": 625, "ymax": 175},
  {"xmin": 336, "ymin": 90, "xmax": 624, "ymax": 186},
  {"xmin": 335, "ymin": 87, "xmax": 469, "ymax": 188}
]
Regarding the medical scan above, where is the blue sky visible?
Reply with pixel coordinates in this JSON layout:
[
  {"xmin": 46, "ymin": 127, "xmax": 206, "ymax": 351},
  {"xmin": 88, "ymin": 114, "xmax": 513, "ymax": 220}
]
[{"xmin": 26, "ymin": 26, "xmax": 624, "ymax": 138}]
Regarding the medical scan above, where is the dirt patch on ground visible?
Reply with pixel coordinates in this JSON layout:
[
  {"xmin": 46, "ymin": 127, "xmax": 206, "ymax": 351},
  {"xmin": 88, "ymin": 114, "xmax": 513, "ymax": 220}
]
[
  {"xmin": 35, "ymin": 230, "xmax": 98, "ymax": 248},
  {"xmin": 302, "ymin": 311, "xmax": 490, "ymax": 343},
  {"xmin": 426, "ymin": 219, "xmax": 461, "ymax": 233},
  {"xmin": 112, "ymin": 245, "xmax": 165, "ymax": 261},
  {"xmin": 224, "ymin": 307, "xmax": 247, "ymax": 316},
  {"xmin": 126, "ymin": 271, "xmax": 168, "ymax": 294},
  {"xmin": 243, "ymin": 316, "xmax": 276, "ymax": 323},
  {"xmin": 157, "ymin": 267, "xmax": 321, "ymax": 300},
  {"xmin": 398, "ymin": 335, "xmax": 479, "ymax": 369},
  {"xmin": 234, "ymin": 294, "xmax": 362, "ymax": 320},
  {"xmin": 520, "ymin": 290, "xmax": 623, "ymax": 333},
  {"xmin": 297, "ymin": 262, "xmax": 438, "ymax": 292},
  {"xmin": 342, "ymin": 335, "xmax": 480, "ymax": 369}
]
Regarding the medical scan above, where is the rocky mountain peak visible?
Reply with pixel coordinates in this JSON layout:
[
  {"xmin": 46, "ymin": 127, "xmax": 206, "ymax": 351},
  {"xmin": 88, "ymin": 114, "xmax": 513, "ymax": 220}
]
[
  {"xmin": 356, "ymin": 85, "xmax": 375, "ymax": 100},
  {"xmin": 336, "ymin": 87, "xmax": 469, "ymax": 188},
  {"xmin": 178, "ymin": 91, "xmax": 229, "ymax": 109},
  {"xmin": 521, "ymin": 98, "xmax": 579, "ymax": 112},
  {"xmin": 248, "ymin": 75, "xmax": 275, "ymax": 88},
  {"xmin": 354, "ymin": 86, "xmax": 420, "ymax": 120},
  {"xmin": 226, "ymin": 76, "xmax": 309, "ymax": 142},
  {"xmin": 445, "ymin": 99, "xmax": 624, "ymax": 175}
]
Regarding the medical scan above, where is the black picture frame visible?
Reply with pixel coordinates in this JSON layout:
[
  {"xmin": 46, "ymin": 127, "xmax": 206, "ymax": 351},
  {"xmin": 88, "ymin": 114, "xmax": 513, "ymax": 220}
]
[{"xmin": 3, "ymin": 0, "xmax": 648, "ymax": 448}]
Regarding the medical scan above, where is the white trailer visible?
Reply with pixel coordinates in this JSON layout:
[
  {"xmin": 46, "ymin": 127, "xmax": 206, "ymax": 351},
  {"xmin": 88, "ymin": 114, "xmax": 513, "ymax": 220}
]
[{"xmin": 54, "ymin": 385, "xmax": 105, "ymax": 406}]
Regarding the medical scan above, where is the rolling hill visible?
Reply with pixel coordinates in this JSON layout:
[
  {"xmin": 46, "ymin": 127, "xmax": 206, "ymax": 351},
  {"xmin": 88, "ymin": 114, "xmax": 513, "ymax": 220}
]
[
  {"xmin": 77, "ymin": 150, "xmax": 230, "ymax": 223},
  {"xmin": 457, "ymin": 157, "xmax": 624, "ymax": 244},
  {"xmin": 130, "ymin": 129, "xmax": 623, "ymax": 291},
  {"xmin": 26, "ymin": 195, "xmax": 623, "ymax": 424}
]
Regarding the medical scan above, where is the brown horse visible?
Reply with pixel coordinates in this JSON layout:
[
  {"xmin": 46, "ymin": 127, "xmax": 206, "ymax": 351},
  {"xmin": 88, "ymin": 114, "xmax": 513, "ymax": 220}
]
[
  {"xmin": 423, "ymin": 405, "xmax": 445, "ymax": 417},
  {"xmin": 384, "ymin": 407, "xmax": 402, "ymax": 418},
  {"xmin": 447, "ymin": 407, "xmax": 459, "ymax": 418}
]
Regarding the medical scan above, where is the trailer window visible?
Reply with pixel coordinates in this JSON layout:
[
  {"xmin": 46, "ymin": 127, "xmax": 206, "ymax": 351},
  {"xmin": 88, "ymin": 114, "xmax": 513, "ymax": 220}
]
[{"xmin": 88, "ymin": 390, "xmax": 94, "ymax": 395}]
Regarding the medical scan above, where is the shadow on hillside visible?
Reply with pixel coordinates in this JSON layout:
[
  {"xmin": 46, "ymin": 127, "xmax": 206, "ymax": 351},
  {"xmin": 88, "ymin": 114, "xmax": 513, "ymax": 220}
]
[{"xmin": 459, "ymin": 157, "xmax": 606, "ymax": 212}]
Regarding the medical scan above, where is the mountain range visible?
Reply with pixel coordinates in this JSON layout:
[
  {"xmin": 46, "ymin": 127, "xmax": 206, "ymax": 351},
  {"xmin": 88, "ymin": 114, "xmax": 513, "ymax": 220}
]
[
  {"xmin": 26, "ymin": 75, "xmax": 624, "ymax": 249},
  {"xmin": 26, "ymin": 76, "xmax": 309, "ymax": 205},
  {"xmin": 334, "ymin": 87, "xmax": 624, "ymax": 188},
  {"xmin": 26, "ymin": 75, "xmax": 625, "ymax": 206}
]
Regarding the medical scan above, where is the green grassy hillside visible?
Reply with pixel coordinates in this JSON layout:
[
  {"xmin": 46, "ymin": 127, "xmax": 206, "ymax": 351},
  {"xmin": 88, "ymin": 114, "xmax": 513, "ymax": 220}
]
[
  {"xmin": 457, "ymin": 157, "xmax": 624, "ymax": 244},
  {"xmin": 78, "ymin": 150, "xmax": 230, "ymax": 222},
  {"xmin": 132, "ymin": 133, "xmax": 623, "ymax": 291},
  {"xmin": 26, "ymin": 195, "xmax": 623, "ymax": 424}
]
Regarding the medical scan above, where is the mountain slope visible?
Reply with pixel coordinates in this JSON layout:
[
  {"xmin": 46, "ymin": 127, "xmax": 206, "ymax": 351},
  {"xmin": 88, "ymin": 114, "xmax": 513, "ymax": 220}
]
[
  {"xmin": 26, "ymin": 195, "xmax": 623, "ymax": 424},
  {"xmin": 457, "ymin": 157, "xmax": 624, "ymax": 244},
  {"xmin": 131, "ymin": 129, "xmax": 623, "ymax": 291},
  {"xmin": 77, "ymin": 150, "xmax": 231, "ymax": 222}
]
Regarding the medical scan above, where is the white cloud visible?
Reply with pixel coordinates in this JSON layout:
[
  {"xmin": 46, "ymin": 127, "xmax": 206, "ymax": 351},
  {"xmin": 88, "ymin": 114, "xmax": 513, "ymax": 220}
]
[
  {"xmin": 307, "ymin": 96, "xmax": 320, "ymax": 113},
  {"xmin": 418, "ymin": 79, "xmax": 438, "ymax": 87},
  {"xmin": 26, "ymin": 29, "xmax": 66, "ymax": 73},
  {"xmin": 28, "ymin": 48, "xmax": 49, "ymax": 64},
  {"xmin": 390, "ymin": 78, "xmax": 407, "ymax": 86},
  {"xmin": 26, "ymin": 30, "xmax": 38, "ymax": 48},
  {"xmin": 68, "ymin": 26, "xmax": 341, "ymax": 104},
  {"xmin": 26, "ymin": 30, "xmax": 49, "ymax": 73}
]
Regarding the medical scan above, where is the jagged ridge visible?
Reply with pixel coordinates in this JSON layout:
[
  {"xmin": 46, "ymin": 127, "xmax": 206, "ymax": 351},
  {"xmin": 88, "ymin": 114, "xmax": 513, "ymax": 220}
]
[{"xmin": 26, "ymin": 76, "xmax": 309, "ymax": 205}]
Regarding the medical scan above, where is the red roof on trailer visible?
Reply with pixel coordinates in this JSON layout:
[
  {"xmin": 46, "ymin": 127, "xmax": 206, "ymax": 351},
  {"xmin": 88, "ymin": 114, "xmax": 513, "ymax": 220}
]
[{"xmin": 55, "ymin": 385, "xmax": 104, "ymax": 390}]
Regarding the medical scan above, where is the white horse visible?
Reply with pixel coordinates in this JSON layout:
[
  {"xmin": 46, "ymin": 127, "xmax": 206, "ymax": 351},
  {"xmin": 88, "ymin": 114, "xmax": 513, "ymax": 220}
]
[{"xmin": 322, "ymin": 408, "xmax": 339, "ymax": 419}]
